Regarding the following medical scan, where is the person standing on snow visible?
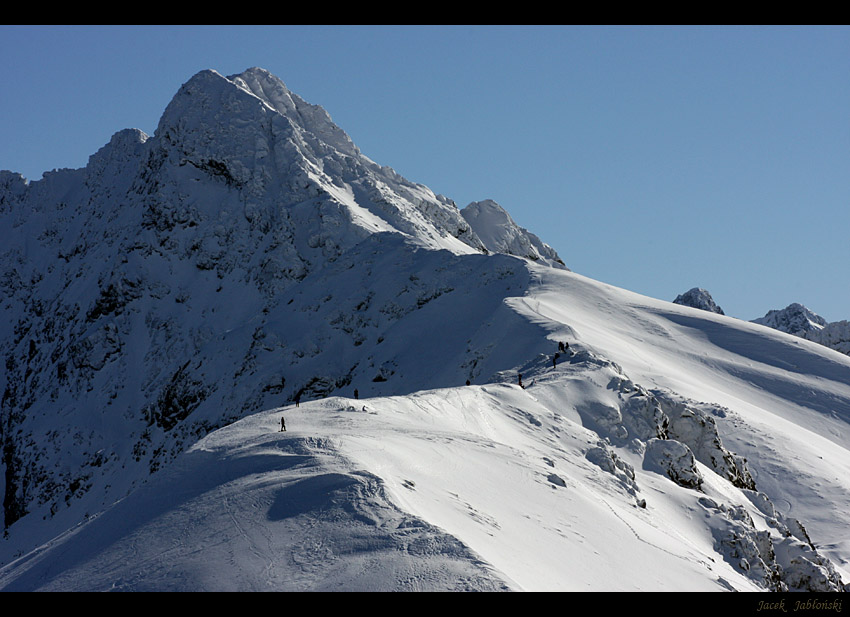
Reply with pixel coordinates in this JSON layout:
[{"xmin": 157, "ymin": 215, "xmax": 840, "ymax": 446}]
[{"xmin": 280, "ymin": 416, "xmax": 286, "ymax": 432}]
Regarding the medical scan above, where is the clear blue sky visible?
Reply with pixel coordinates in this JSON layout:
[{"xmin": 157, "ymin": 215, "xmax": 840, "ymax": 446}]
[{"xmin": 2, "ymin": 25, "xmax": 848, "ymax": 322}]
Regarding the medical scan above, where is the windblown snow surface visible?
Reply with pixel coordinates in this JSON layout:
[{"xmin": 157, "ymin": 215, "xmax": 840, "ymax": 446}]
[{"xmin": 2, "ymin": 263, "xmax": 849, "ymax": 592}]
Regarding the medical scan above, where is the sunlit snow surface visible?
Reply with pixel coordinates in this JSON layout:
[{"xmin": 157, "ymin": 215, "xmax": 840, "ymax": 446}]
[{"xmin": 2, "ymin": 264, "xmax": 848, "ymax": 591}]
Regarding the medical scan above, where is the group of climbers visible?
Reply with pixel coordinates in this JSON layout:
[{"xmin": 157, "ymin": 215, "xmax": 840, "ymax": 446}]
[
  {"xmin": 279, "ymin": 339, "xmax": 573, "ymax": 431},
  {"xmin": 518, "ymin": 340, "xmax": 573, "ymax": 388}
]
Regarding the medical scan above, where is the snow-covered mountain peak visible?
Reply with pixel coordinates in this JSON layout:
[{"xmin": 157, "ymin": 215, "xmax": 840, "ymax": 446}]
[
  {"xmin": 750, "ymin": 303, "xmax": 850, "ymax": 357},
  {"xmin": 146, "ymin": 67, "xmax": 487, "ymax": 257},
  {"xmin": 460, "ymin": 199, "xmax": 566, "ymax": 269},
  {"xmin": 752, "ymin": 302, "xmax": 827, "ymax": 336},
  {"xmin": 155, "ymin": 67, "xmax": 357, "ymax": 176},
  {"xmin": 673, "ymin": 287, "xmax": 725, "ymax": 315},
  {"xmin": 0, "ymin": 67, "xmax": 561, "ymax": 542},
  {"xmin": 85, "ymin": 128, "xmax": 148, "ymax": 180},
  {"xmin": 92, "ymin": 127, "xmax": 149, "ymax": 155},
  {"xmin": 227, "ymin": 67, "xmax": 360, "ymax": 159},
  {"xmin": 0, "ymin": 170, "xmax": 28, "ymax": 208}
]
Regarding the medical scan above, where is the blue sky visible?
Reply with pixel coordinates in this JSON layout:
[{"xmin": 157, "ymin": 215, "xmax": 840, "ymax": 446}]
[{"xmin": 2, "ymin": 25, "xmax": 848, "ymax": 322}]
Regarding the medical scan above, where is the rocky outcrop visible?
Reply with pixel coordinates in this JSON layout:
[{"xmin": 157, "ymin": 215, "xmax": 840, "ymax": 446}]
[
  {"xmin": 700, "ymin": 493, "xmax": 847, "ymax": 592},
  {"xmin": 673, "ymin": 287, "xmax": 724, "ymax": 315}
]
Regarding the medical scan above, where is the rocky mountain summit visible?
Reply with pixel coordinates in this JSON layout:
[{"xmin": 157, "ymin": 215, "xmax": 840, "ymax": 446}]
[
  {"xmin": 673, "ymin": 287, "xmax": 725, "ymax": 315},
  {"xmin": 460, "ymin": 199, "xmax": 566, "ymax": 270}
]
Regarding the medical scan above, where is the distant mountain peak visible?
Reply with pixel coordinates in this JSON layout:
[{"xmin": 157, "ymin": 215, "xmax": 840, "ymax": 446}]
[
  {"xmin": 751, "ymin": 303, "xmax": 827, "ymax": 336},
  {"xmin": 673, "ymin": 287, "xmax": 724, "ymax": 315},
  {"xmin": 749, "ymin": 303, "xmax": 850, "ymax": 357}
]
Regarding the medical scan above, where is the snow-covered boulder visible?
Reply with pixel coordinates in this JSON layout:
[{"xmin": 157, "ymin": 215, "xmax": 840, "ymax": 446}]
[
  {"xmin": 643, "ymin": 438, "xmax": 703, "ymax": 490},
  {"xmin": 653, "ymin": 390, "xmax": 755, "ymax": 490}
]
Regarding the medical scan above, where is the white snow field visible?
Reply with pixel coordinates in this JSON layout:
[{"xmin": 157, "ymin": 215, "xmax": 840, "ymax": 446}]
[{"xmin": 1, "ymin": 263, "xmax": 848, "ymax": 592}]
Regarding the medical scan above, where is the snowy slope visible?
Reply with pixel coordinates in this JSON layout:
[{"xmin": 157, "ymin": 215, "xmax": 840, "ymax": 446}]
[
  {"xmin": 2, "ymin": 263, "xmax": 849, "ymax": 591},
  {"xmin": 1, "ymin": 67, "xmax": 849, "ymax": 592}
]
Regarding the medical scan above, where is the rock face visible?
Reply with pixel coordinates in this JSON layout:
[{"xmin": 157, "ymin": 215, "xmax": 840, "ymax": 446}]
[
  {"xmin": 673, "ymin": 288, "xmax": 724, "ymax": 315},
  {"xmin": 643, "ymin": 438, "xmax": 704, "ymax": 490},
  {"xmin": 700, "ymin": 492, "xmax": 848, "ymax": 592}
]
